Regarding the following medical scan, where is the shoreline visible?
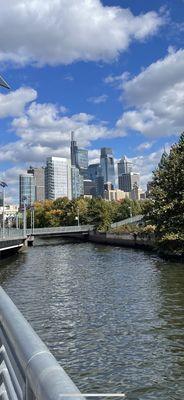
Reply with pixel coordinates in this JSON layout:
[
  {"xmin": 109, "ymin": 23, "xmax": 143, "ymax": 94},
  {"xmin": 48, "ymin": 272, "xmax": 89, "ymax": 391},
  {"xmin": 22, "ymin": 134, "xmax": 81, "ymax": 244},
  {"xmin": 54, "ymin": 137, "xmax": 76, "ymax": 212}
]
[{"xmin": 88, "ymin": 231, "xmax": 184, "ymax": 263}]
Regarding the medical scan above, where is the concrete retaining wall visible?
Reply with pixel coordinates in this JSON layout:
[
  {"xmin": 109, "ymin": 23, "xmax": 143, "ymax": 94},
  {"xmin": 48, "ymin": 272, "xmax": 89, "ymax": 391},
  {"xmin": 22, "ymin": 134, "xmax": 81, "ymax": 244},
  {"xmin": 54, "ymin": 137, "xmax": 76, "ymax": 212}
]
[
  {"xmin": 0, "ymin": 238, "xmax": 25, "ymax": 258},
  {"xmin": 89, "ymin": 231, "xmax": 155, "ymax": 250}
]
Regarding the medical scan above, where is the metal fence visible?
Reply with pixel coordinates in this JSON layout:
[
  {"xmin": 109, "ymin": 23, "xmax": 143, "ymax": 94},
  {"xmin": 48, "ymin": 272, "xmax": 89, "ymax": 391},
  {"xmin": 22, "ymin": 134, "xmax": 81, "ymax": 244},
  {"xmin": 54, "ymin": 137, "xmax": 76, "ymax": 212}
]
[
  {"xmin": 0, "ymin": 228, "xmax": 24, "ymax": 239},
  {"xmin": 0, "ymin": 225, "xmax": 94, "ymax": 240},
  {"xmin": 26, "ymin": 225, "xmax": 94, "ymax": 235},
  {"xmin": 110, "ymin": 215, "xmax": 144, "ymax": 229},
  {"xmin": 0, "ymin": 287, "xmax": 84, "ymax": 400}
]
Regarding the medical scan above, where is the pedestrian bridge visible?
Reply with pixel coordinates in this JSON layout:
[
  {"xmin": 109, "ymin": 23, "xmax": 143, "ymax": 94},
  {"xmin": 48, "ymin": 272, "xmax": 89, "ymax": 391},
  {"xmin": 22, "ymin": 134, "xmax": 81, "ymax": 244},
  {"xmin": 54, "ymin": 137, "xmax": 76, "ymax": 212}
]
[{"xmin": 26, "ymin": 225, "xmax": 94, "ymax": 237}]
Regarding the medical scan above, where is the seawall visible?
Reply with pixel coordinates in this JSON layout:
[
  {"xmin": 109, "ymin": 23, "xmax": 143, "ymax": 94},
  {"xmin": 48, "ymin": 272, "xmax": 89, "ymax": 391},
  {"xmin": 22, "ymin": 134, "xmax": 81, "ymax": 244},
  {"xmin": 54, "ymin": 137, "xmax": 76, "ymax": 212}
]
[{"xmin": 89, "ymin": 231, "xmax": 155, "ymax": 250}]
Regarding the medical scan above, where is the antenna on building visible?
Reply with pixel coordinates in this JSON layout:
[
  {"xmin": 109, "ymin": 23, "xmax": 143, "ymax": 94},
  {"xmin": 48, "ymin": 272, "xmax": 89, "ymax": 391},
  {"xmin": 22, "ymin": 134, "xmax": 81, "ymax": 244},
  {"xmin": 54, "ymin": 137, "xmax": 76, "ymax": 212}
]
[{"xmin": 71, "ymin": 131, "xmax": 75, "ymax": 141}]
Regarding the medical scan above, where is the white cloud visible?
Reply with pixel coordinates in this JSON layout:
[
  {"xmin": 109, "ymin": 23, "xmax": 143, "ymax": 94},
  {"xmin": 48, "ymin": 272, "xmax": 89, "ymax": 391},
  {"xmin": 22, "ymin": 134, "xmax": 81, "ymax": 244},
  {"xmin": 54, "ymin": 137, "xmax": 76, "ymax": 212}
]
[
  {"xmin": 130, "ymin": 150, "xmax": 163, "ymax": 189},
  {"xmin": 137, "ymin": 142, "xmax": 154, "ymax": 151},
  {"xmin": 87, "ymin": 94, "xmax": 108, "ymax": 104},
  {"xmin": 104, "ymin": 71, "xmax": 130, "ymax": 87},
  {"xmin": 0, "ymin": 0, "xmax": 164, "ymax": 66},
  {"xmin": 0, "ymin": 87, "xmax": 37, "ymax": 117},
  {"xmin": 116, "ymin": 48, "xmax": 184, "ymax": 138},
  {"xmin": 0, "ymin": 91, "xmax": 114, "ymax": 164}
]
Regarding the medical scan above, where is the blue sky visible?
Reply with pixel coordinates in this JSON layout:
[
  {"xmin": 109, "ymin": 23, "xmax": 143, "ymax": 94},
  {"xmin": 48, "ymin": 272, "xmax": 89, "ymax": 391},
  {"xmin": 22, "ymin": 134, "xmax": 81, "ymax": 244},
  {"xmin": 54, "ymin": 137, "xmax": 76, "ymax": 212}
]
[{"xmin": 0, "ymin": 0, "xmax": 183, "ymax": 202}]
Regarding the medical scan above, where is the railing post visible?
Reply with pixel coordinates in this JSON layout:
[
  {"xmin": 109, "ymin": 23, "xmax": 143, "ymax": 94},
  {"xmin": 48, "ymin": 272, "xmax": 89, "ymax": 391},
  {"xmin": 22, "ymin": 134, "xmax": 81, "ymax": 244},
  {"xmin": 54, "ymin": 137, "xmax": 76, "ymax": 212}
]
[{"xmin": 26, "ymin": 379, "xmax": 35, "ymax": 400}]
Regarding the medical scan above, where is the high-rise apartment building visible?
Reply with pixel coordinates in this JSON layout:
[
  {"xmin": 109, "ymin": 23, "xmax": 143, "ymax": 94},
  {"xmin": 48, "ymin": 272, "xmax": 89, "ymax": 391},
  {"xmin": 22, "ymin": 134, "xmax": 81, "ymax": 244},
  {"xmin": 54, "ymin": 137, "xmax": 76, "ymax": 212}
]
[
  {"xmin": 100, "ymin": 147, "xmax": 115, "ymax": 188},
  {"xmin": 19, "ymin": 174, "xmax": 35, "ymax": 208},
  {"xmin": 118, "ymin": 156, "xmax": 132, "ymax": 176},
  {"xmin": 45, "ymin": 157, "xmax": 71, "ymax": 200},
  {"xmin": 27, "ymin": 166, "xmax": 45, "ymax": 202},
  {"xmin": 118, "ymin": 172, "xmax": 140, "ymax": 192}
]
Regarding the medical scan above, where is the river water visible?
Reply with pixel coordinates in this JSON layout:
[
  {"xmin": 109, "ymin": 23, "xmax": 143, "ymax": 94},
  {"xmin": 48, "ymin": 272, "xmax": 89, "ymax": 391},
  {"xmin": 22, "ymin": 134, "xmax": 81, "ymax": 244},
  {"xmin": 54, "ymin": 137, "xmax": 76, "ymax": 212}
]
[{"xmin": 0, "ymin": 239, "xmax": 184, "ymax": 399}]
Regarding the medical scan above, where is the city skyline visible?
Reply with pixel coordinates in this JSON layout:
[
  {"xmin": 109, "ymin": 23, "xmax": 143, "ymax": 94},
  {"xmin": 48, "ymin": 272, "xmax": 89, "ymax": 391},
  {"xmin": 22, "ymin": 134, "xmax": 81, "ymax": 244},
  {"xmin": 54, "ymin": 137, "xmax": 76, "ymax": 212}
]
[{"xmin": 0, "ymin": 0, "xmax": 183, "ymax": 203}]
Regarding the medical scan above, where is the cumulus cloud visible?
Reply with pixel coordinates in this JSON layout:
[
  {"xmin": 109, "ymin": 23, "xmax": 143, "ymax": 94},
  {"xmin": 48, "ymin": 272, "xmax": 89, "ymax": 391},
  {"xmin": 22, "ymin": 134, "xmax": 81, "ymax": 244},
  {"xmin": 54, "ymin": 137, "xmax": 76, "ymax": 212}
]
[
  {"xmin": 116, "ymin": 48, "xmax": 184, "ymax": 138},
  {"xmin": 0, "ymin": 90, "xmax": 114, "ymax": 164},
  {"xmin": 0, "ymin": 0, "xmax": 164, "ymax": 66},
  {"xmin": 0, "ymin": 87, "xmax": 37, "ymax": 118}
]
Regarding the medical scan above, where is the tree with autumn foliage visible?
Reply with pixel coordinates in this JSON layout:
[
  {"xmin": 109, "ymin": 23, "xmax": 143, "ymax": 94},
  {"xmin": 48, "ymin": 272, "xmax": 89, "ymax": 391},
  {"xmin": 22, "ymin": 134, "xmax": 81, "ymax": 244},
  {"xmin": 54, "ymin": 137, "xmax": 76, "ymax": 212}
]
[{"xmin": 146, "ymin": 132, "xmax": 184, "ymax": 254}]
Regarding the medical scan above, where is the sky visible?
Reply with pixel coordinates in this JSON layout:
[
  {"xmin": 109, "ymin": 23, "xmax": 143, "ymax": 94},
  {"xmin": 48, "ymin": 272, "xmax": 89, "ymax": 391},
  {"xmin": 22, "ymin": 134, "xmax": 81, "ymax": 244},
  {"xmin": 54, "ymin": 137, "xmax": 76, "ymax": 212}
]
[{"xmin": 0, "ymin": 0, "xmax": 184, "ymax": 203}]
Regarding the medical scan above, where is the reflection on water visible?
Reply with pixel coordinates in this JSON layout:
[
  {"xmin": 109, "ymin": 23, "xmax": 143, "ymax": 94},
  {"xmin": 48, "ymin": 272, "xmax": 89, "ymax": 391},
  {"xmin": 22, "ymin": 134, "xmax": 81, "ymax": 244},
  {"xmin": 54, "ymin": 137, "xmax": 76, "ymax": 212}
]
[{"xmin": 0, "ymin": 240, "xmax": 184, "ymax": 399}]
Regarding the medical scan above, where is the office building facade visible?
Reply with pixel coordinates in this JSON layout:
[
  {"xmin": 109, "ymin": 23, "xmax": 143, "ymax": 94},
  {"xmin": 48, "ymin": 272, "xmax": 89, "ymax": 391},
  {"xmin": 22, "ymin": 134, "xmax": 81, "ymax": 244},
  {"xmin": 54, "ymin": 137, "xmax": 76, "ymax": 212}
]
[
  {"xmin": 88, "ymin": 163, "xmax": 101, "ymax": 181},
  {"xmin": 71, "ymin": 166, "xmax": 84, "ymax": 199},
  {"xmin": 27, "ymin": 166, "xmax": 45, "ymax": 202},
  {"xmin": 118, "ymin": 172, "xmax": 140, "ymax": 192},
  {"xmin": 19, "ymin": 174, "xmax": 35, "ymax": 208},
  {"xmin": 100, "ymin": 147, "xmax": 115, "ymax": 188},
  {"xmin": 118, "ymin": 156, "xmax": 132, "ymax": 176},
  {"xmin": 45, "ymin": 157, "xmax": 71, "ymax": 200}
]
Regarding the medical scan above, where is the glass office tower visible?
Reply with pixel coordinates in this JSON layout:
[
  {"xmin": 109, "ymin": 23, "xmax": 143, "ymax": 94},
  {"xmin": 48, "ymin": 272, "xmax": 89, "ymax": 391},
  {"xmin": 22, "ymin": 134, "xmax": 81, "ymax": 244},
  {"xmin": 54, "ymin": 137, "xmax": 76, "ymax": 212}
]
[
  {"xmin": 19, "ymin": 174, "xmax": 35, "ymax": 208},
  {"xmin": 100, "ymin": 147, "xmax": 115, "ymax": 188},
  {"xmin": 45, "ymin": 157, "xmax": 71, "ymax": 200}
]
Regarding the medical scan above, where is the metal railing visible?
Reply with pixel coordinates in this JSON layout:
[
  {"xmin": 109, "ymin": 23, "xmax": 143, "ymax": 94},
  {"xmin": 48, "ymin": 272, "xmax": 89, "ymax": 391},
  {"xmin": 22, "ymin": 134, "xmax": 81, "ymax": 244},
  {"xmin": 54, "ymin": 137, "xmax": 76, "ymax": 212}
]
[
  {"xmin": 0, "ymin": 228, "xmax": 25, "ymax": 239},
  {"xmin": 26, "ymin": 225, "xmax": 94, "ymax": 235},
  {"xmin": 111, "ymin": 215, "xmax": 143, "ymax": 229},
  {"xmin": 0, "ymin": 225, "xmax": 94, "ymax": 240},
  {"xmin": 0, "ymin": 287, "xmax": 84, "ymax": 400}
]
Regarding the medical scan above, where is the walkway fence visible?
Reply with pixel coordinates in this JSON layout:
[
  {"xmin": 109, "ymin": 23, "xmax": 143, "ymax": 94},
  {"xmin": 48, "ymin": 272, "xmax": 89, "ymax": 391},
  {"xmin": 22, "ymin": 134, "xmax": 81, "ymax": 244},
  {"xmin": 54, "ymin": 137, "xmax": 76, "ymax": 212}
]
[
  {"xmin": 0, "ymin": 287, "xmax": 84, "ymax": 400},
  {"xmin": 111, "ymin": 215, "xmax": 144, "ymax": 229},
  {"xmin": 0, "ymin": 225, "xmax": 94, "ymax": 240}
]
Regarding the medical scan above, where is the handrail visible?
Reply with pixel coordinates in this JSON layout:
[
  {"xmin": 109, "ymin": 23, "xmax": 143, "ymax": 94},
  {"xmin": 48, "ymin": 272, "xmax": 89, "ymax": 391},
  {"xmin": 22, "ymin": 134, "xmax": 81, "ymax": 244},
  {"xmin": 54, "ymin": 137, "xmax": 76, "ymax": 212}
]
[{"xmin": 0, "ymin": 287, "xmax": 84, "ymax": 400}]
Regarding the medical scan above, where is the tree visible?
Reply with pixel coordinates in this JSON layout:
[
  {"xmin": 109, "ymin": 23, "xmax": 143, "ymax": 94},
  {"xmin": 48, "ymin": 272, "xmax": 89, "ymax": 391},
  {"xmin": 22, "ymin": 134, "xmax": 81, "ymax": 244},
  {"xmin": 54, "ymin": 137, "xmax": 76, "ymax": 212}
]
[{"xmin": 148, "ymin": 132, "xmax": 184, "ymax": 236}]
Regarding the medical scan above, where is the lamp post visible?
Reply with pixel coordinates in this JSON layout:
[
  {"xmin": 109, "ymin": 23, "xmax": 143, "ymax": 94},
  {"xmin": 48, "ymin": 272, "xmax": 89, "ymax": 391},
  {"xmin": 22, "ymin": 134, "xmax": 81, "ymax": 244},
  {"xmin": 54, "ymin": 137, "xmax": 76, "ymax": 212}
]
[
  {"xmin": 75, "ymin": 207, "xmax": 80, "ymax": 227},
  {"xmin": 30, "ymin": 206, "xmax": 35, "ymax": 234},
  {"xmin": 0, "ymin": 181, "xmax": 8, "ymax": 238},
  {"xmin": 0, "ymin": 77, "xmax": 10, "ymax": 238},
  {"xmin": 128, "ymin": 205, "xmax": 132, "ymax": 223},
  {"xmin": 22, "ymin": 196, "xmax": 27, "ymax": 237}
]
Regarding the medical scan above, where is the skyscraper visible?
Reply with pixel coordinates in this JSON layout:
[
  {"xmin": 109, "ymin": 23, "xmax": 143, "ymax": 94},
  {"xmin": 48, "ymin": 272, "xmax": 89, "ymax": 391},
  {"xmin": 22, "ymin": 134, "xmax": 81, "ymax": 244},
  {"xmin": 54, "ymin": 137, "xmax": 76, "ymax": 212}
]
[
  {"xmin": 100, "ymin": 147, "xmax": 115, "ymax": 188},
  {"xmin": 88, "ymin": 163, "xmax": 101, "ymax": 181},
  {"xmin": 117, "ymin": 156, "xmax": 132, "ymax": 176},
  {"xmin": 71, "ymin": 166, "xmax": 84, "ymax": 199},
  {"xmin": 27, "ymin": 166, "xmax": 45, "ymax": 202},
  {"xmin": 45, "ymin": 157, "xmax": 71, "ymax": 200},
  {"xmin": 70, "ymin": 132, "xmax": 88, "ymax": 197},
  {"xmin": 19, "ymin": 174, "xmax": 35, "ymax": 208},
  {"xmin": 118, "ymin": 172, "xmax": 140, "ymax": 192},
  {"xmin": 70, "ymin": 131, "xmax": 78, "ymax": 166}
]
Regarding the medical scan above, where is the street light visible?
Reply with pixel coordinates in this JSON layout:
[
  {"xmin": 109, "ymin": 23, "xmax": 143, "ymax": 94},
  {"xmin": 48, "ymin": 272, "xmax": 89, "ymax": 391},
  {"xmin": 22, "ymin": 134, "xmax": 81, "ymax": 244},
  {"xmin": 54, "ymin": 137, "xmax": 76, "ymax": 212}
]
[
  {"xmin": 30, "ymin": 206, "xmax": 35, "ymax": 234},
  {"xmin": 75, "ymin": 207, "xmax": 80, "ymax": 227},
  {"xmin": 22, "ymin": 196, "xmax": 27, "ymax": 237},
  {"xmin": 0, "ymin": 78, "xmax": 10, "ymax": 238},
  {"xmin": 128, "ymin": 205, "xmax": 132, "ymax": 223},
  {"xmin": 0, "ymin": 181, "xmax": 8, "ymax": 238}
]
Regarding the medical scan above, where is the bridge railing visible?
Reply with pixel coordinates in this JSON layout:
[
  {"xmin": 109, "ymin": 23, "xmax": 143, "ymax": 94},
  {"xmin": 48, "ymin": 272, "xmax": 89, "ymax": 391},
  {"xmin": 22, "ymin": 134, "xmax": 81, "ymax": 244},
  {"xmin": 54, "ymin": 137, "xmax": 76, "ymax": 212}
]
[
  {"xmin": 111, "ymin": 215, "xmax": 144, "ymax": 229},
  {"xmin": 0, "ymin": 287, "xmax": 84, "ymax": 400},
  {"xmin": 26, "ymin": 225, "xmax": 94, "ymax": 235},
  {"xmin": 0, "ymin": 228, "xmax": 25, "ymax": 239}
]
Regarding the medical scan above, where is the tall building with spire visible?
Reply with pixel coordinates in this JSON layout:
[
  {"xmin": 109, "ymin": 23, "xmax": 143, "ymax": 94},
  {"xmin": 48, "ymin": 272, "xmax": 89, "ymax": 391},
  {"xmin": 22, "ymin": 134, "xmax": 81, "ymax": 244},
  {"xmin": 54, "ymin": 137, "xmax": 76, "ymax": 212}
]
[{"xmin": 70, "ymin": 131, "xmax": 78, "ymax": 166}]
